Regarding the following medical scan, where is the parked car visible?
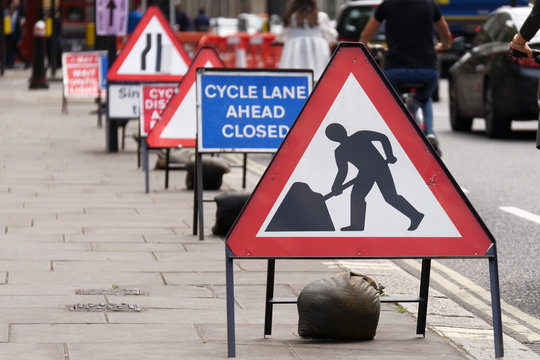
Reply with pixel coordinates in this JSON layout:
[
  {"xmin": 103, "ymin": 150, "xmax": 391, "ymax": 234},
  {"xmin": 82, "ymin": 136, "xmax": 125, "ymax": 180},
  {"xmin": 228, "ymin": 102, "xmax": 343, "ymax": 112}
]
[
  {"xmin": 335, "ymin": 0, "xmax": 385, "ymax": 43},
  {"xmin": 448, "ymin": 6, "xmax": 540, "ymax": 138}
]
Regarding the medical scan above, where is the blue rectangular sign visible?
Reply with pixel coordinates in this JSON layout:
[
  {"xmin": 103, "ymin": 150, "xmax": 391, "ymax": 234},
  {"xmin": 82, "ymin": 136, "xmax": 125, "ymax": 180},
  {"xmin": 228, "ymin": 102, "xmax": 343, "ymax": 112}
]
[
  {"xmin": 197, "ymin": 70, "xmax": 313, "ymax": 152},
  {"xmin": 99, "ymin": 52, "xmax": 108, "ymax": 91}
]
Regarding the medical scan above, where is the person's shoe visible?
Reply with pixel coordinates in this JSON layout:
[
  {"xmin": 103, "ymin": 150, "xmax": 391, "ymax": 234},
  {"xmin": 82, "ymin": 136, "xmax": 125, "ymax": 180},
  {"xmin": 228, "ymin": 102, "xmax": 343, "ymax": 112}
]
[{"xmin": 426, "ymin": 133, "xmax": 442, "ymax": 157}]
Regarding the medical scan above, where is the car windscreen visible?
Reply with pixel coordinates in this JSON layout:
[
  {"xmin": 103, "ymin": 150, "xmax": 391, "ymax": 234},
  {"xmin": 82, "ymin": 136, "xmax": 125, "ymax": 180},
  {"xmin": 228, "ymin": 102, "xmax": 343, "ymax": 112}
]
[{"xmin": 336, "ymin": 5, "xmax": 384, "ymax": 41}]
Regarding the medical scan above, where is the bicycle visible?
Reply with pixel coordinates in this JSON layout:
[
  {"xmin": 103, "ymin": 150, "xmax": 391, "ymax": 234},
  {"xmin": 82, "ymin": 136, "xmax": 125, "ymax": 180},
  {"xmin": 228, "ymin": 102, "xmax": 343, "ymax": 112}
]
[
  {"xmin": 508, "ymin": 48, "xmax": 540, "ymax": 63},
  {"xmin": 395, "ymin": 81, "xmax": 442, "ymax": 157},
  {"xmin": 367, "ymin": 45, "xmax": 442, "ymax": 156}
]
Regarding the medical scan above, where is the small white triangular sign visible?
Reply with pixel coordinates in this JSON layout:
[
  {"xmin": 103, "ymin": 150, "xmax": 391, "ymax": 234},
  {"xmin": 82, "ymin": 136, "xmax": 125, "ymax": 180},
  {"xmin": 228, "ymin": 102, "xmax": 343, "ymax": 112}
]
[
  {"xmin": 146, "ymin": 47, "xmax": 225, "ymax": 148},
  {"xmin": 107, "ymin": 6, "xmax": 191, "ymax": 82}
]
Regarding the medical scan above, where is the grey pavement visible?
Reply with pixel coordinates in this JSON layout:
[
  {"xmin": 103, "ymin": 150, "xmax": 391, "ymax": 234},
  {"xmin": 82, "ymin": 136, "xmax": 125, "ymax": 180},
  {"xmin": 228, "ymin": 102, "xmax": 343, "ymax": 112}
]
[{"xmin": 0, "ymin": 68, "xmax": 537, "ymax": 359}]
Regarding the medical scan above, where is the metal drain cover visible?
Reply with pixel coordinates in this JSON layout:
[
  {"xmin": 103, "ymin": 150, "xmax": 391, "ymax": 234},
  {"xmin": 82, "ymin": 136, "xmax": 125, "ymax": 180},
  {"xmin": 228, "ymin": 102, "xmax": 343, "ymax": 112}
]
[
  {"xmin": 70, "ymin": 303, "xmax": 142, "ymax": 312},
  {"xmin": 75, "ymin": 288, "xmax": 142, "ymax": 296}
]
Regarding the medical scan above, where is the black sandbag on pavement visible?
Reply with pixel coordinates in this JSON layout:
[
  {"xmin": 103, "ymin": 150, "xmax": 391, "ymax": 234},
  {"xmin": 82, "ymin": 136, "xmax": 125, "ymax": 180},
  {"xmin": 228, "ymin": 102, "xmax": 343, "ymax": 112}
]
[
  {"xmin": 212, "ymin": 192, "xmax": 251, "ymax": 236},
  {"xmin": 185, "ymin": 157, "xmax": 230, "ymax": 190},
  {"xmin": 297, "ymin": 272, "xmax": 381, "ymax": 340}
]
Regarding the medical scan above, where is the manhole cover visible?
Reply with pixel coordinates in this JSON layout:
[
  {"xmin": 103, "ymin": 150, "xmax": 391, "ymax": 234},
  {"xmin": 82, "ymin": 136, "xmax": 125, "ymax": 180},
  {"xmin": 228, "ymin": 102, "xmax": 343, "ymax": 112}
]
[
  {"xmin": 75, "ymin": 288, "xmax": 142, "ymax": 296},
  {"xmin": 70, "ymin": 303, "xmax": 142, "ymax": 312}
]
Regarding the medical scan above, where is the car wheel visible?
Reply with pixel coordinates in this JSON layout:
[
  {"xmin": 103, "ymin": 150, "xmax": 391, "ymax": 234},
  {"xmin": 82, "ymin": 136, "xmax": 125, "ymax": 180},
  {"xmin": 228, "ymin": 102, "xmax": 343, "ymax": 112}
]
[
  {"xmin": 484, "ymin": 82, "xmax": 511, "ymax": 138},
  {"xmin": 449, "ymin": 80, "xmax": 473, "ymax": 132}
]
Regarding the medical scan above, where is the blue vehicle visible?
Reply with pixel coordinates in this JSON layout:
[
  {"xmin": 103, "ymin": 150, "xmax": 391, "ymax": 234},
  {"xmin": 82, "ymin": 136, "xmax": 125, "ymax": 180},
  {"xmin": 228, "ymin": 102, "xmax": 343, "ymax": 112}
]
[{"xmin": 436, "ymin": 0, "xmax": 531, "ymax": 41}]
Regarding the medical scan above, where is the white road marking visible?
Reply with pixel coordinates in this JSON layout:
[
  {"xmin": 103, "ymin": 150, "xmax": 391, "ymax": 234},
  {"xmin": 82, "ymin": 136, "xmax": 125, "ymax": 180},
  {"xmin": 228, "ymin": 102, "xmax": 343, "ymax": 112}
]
[{"xmin": 500, "ymin": 206, "xmax": 540, "ymax": 225}]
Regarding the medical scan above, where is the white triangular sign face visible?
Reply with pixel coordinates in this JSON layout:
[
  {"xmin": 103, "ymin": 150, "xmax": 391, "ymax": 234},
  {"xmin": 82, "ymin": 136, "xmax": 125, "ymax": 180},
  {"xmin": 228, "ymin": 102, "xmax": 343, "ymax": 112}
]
[
  {"xmin": 259, "ymin": 74, "xmax": 460, "ymax": 238},
  {"xmin": 107, "ymin": 6, "xmax": 191, "ymax": 82},
  {"xmin": 159, "ymin": 60, "xmax": 213, "ymax": 139},
  {"xmin": 117, "ymin": 17, "xmax": 187, "ymax": 76},
  {"xmin": 146, "ymin": 47, "xmax": 225, "ymax": 148}
]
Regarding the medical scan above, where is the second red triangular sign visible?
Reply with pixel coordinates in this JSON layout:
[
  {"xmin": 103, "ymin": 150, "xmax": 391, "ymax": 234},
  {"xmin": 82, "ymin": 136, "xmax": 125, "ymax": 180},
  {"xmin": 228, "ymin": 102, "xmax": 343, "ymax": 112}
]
[{"xmin": 146, "ymin": 47, "xmax": 225, "ymax": 148}]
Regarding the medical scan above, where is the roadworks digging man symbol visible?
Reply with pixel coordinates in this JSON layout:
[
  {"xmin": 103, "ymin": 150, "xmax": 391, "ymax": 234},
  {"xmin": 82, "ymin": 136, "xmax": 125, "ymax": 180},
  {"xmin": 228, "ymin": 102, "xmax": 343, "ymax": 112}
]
[
  {"xmin": 266, "ymin": 123, "xmax": 424, "ymax": 232},
  {"xmin": 326, "ymin": 123, "xmax": 424, "ymax": 231}
]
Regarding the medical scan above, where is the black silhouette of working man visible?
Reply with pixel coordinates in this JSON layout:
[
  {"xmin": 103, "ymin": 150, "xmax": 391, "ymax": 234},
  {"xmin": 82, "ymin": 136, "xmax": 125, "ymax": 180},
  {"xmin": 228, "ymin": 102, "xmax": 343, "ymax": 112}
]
[{"xmin": 326, "ymin": 123, "xmax": 424, "ymax": 231}]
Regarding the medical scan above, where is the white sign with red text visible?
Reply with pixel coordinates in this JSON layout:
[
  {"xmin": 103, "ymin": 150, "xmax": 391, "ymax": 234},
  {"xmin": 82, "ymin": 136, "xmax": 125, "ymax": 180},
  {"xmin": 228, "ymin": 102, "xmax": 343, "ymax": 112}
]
[
  {"xmin": 62, "ymin": 52, "xmax": 101, "ymax": 98},
  {"xmin": 139, "ymin": 84, "xmax": 177, "ymax": 136}
]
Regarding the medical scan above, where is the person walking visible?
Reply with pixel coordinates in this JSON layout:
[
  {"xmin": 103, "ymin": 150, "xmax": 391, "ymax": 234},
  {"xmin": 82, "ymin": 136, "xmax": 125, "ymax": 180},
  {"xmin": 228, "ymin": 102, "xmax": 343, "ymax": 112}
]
[
  {"xmin": 193, "ymin": 7, "xmax": 210, "ymax": 32},
  {"xmin": 326, "ymin": 123, "xmax": 424, "ymax": 232},
  {"xmin": 174, "ymin": 0, "xmax": 191, "ymax": 31},
  {"xmin": 277, "ymin": 0, "xmax": 337, "ymax": 81},
  {"xmin": 127, "ymin": 3, "xmax": 143, "ymax": 35},
  {"xmin": 4, "ymin": 0, "xmax": 30, "ymax": 68},
  {"xmin": 360, "ymin": 0, "xmax": 451, "ymax": 156}
]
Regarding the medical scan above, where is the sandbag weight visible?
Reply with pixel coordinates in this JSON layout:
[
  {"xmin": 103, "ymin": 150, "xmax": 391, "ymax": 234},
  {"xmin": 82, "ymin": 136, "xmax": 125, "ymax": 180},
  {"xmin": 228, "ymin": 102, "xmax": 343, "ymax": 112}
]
[
  {"xmin": 185, "ymin": 157, "xmax": 231, "ymax": 190},
  {"xmin": 212, "ymin": 192, "xmax": 251, "ymax": 236},
  {"xmin": 297, "ymin": 272, "xmax": 381, "ymax": 340}
]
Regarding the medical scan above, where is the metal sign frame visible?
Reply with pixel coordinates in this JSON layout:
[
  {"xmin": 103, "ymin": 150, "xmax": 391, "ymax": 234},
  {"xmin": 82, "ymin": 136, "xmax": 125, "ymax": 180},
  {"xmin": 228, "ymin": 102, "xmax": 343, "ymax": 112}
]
[{"xmin": 223, "ymin": 42, "xmax": 503, "ymax": 358}]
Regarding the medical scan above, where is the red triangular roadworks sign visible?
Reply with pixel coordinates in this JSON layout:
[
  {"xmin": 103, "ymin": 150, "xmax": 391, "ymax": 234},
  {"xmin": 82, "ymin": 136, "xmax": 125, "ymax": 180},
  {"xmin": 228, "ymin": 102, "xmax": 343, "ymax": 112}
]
[
  {"xmin": 107, "ymin": 6, "xmax": 191, "ymax": 82},
  {"xmin": 226, "ymin": 42, "xmax": 495, "ymax": 258},
  {"xmin": 146, "ymin": 47, "xmax": 225, "ymax": 148}
]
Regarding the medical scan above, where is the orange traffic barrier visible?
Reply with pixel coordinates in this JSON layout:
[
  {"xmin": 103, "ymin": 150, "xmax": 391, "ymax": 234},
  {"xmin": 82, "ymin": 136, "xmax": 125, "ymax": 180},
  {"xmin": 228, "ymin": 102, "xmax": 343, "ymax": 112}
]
[{"xmin": 196, "ymin": 32, "xmax": 282, "ymax": 69}]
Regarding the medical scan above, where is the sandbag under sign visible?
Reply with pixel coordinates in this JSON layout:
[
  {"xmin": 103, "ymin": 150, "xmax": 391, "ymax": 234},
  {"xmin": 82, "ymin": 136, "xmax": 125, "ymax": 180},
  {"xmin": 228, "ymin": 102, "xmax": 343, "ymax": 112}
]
[{"xmin": 297, "ymin": 272, "xmax": 381, "ymax": 340}]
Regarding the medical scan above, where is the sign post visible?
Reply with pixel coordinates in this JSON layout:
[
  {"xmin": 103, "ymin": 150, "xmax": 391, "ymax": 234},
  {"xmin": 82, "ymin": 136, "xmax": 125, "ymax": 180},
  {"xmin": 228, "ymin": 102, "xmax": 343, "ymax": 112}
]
[
  {"xmin": 224, "ymin": 43, "xmax": 502, "ymax": 358},
  {"xmin": 195, "ymin": 68, "xmax": 314, "ymax": 240}
]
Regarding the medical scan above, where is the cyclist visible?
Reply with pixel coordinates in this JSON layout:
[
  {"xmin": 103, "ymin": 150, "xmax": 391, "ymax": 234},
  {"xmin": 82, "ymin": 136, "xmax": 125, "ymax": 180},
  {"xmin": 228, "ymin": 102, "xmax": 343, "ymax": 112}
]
[
  {"xmin": 509, "ymin": 1, "xmax": 540, "ymax": 149},
  {"xmin": 509, "ymin": 2, "xmax": 540, "ymax": 58},
  {"xmin": 360, "ymin": 0, "xmax": 452, "ymax": 156}
]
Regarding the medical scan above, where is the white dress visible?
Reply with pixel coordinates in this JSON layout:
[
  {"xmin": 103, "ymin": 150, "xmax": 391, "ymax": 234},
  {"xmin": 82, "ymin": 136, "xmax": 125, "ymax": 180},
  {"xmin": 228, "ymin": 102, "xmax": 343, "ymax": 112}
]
[{"xmin": 278, "ymin": 12, "xmax": 337, "ymax": 80}]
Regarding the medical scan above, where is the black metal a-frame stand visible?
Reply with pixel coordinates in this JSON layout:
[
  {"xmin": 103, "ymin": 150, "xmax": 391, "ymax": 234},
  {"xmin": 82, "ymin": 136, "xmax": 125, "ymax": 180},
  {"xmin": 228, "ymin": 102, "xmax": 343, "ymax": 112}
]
[
  {"xmin": 192, "ymin": 149, "xmax": 252, "ymax": 240},
  {"xmin": 263, "ymin": 258, "xmax": 432, "ymax": 338},
  {"xmin": 225, "ymin": 246, "xmax": 503, "ymax": 358}
]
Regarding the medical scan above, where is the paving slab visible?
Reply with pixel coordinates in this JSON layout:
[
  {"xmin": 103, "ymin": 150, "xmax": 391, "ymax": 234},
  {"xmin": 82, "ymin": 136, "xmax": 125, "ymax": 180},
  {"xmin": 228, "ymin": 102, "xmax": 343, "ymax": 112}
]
[{"xmin": 0, "ymin": 67, "xmax": 535, "ymax": 360}]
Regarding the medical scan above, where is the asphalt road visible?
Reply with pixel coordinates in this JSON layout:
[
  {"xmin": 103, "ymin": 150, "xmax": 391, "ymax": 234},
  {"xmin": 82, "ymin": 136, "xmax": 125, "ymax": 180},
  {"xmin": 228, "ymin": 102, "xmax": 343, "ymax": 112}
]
[{"xmin": 416, "ymin": 79, "xmax": 540, "ymax": 344}]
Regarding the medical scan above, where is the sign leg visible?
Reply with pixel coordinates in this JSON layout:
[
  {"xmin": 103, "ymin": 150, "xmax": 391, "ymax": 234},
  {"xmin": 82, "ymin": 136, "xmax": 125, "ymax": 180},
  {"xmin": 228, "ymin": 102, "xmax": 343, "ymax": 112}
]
[
  {"xmin": 192, "ymin": 173, "xmax": 198, "ymax": 235},
  {"xmin": 143, "ymin": 140, "xmax": 150, "ymax": 194},
  {"xmin": 106, "ymin": 119, "xmax": 119, "ymax": 153},
  {"xmin": 137, "ymin": 125, "xmax": 141, "ymax": 168},
  {"xmin": 165, "ymin": 148, "xmax": 170, "ymax": 189},
  {"xmin": 416, "ymin": 258, "xmax": 431, "ymax": 336},
  {"xmin": 197, "ymin": 152, "xmax": 205, "ymax": 240},
  {"xmin": 226, "ymin": 248, "xmax": 236, "ymax": 357},
  {"xmin": 489, "ymin": 248, "xmax": 504, "ymax": 358},
  {"xmin": 242, "ymin": 153, "xmax": 247, "ymax": 189},
  {"xmin": 264, "ymin": 259, "xmax": 276, "ymax": 336},
  {"xmin": 97, "ymin": 96, "xmax": 103, "ymax": 128},
  {"xmin": 62, "ymin": 93, "xmax": 67, "ymax": 114}
]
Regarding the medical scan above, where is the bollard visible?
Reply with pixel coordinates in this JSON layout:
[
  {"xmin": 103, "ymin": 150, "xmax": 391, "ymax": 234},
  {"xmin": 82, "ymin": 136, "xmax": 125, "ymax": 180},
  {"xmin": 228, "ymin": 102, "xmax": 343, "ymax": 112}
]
[{"xmin": 29, "ymin": 20, "xmax": 48, "ymax": 89}]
